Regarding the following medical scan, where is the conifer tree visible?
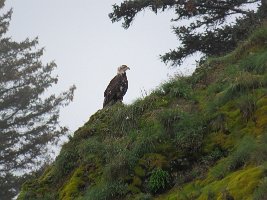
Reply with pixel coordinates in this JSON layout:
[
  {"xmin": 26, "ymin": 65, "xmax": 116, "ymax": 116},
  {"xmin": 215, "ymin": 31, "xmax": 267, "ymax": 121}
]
[
  {"xmin": 0, "ymin": 1, "xmax": 75, "ymax": 198},
  {"xmin": 109, "ymin": 0, "xmax": 267, "ymax": 66}
]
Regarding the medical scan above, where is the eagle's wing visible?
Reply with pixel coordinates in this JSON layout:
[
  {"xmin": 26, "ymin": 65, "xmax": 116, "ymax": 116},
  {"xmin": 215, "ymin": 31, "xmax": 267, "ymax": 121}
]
[
  {"xmin": 103, "ymin": 75, "xmax": 122, "ymax": 107},
  {"xmin": 104, "ymin": 74, "xmax": 122, "ymax": 97}
]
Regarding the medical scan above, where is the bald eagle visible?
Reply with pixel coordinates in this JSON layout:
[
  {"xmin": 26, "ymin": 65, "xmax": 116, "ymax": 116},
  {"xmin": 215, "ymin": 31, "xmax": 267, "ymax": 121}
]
[{"xmin": 103, "ymin": 65, "xmax": 130, "ymax": 108}]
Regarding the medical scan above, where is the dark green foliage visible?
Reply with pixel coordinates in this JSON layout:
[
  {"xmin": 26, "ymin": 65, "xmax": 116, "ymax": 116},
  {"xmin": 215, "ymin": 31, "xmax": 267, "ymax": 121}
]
[
  {"xmin": 148, "ymin": 168, "xmax": 170, "ymax": 193},
  {"xmin": 0, "ymin": 173, "xmax": 30, "ymax": 200},
  {"xmin": 163, "ymin": 15, "xmax": 261, "ymax": 66},
  {"xmin": 109, "ymin": 0, "xmax": 266, "ymax": 66},
  {"xmin": 0, "ymin": 2, "xmax": 76, "ymax": 199}
]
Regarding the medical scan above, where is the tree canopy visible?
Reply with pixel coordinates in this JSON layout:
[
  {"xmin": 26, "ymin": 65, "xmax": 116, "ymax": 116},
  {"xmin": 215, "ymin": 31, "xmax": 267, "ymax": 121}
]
[
  {"xmin": 0, "ymin": 1, "xmax": 75, "ymax": 199},
  {"xmin": 109, "ymin": 0, "xmax": 267, "ymax": 66}
]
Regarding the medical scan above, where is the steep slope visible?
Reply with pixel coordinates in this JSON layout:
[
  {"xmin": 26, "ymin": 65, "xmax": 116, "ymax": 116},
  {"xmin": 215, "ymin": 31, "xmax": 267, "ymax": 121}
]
[{"xmin": 18, "ymin": 26, "xmax": 267, "ymax": 200}]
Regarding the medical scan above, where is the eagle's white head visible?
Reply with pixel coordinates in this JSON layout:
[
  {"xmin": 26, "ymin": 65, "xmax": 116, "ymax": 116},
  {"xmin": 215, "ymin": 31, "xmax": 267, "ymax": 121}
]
[{"xmin": 117, "ymin": 65, "xmax": 130, "ymax": 75}]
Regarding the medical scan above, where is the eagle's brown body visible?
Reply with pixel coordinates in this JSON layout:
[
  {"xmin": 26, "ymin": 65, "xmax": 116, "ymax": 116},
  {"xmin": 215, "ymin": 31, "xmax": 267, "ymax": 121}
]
[{"xmin": 103, "ymin": 68, "xmax": 129, "ymax": 108}]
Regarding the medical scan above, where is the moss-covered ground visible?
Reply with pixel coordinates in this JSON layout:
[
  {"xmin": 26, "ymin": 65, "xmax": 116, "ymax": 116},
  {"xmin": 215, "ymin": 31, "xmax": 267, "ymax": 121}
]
[{"xmin": 18, "ymin": 25, "xmax": 267, "ymax": 200}]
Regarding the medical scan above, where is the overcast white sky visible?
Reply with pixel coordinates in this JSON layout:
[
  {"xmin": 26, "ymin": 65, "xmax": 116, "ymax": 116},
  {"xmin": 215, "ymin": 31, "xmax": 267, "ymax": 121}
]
[{"xmin": 4, "ymin": 0, "xmax": 197, "ymax": 132}]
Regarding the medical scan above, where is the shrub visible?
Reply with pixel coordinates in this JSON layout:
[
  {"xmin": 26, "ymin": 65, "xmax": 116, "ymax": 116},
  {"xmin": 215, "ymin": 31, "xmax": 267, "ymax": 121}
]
[{"xmin": 148, "ymin": 168, "xmax": 170, "ymax": 193}]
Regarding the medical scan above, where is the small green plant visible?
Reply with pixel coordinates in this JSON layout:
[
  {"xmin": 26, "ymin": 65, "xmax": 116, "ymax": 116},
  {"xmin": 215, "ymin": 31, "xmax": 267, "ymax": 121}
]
[{"xmin": 148, "ymin": 168, "xmax": 170, "ymax": 193}]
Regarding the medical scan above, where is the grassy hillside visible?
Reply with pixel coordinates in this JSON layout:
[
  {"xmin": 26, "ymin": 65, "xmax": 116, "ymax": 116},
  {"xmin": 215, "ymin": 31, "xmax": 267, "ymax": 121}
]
[{"xmin": 18, "ymin": 25, "xmax": 267, "ymax": 200}]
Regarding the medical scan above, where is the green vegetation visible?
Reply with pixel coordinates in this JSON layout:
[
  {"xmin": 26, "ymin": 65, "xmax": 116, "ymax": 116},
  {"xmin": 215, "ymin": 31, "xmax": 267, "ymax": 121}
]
[
  {"xmin": 109, "ymin": 0, "xmax": 267, "ymax": 67},
  {"xmin": 0, "ymin": 2, "xmax": 76, "ymax": 199},
  {"xmin": 18, "ymin": 25, "xmax": 267, "ymax": 200},
  {"xmin": 148, "ymin": 168, "xmax": 170, "ymax": 193}
]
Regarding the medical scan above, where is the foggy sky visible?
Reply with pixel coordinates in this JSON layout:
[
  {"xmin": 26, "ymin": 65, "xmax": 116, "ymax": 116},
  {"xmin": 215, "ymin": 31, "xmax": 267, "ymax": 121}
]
[{"xmin": 4, "ymin": 0, "xmax": 196, "ymax": 132}]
